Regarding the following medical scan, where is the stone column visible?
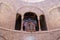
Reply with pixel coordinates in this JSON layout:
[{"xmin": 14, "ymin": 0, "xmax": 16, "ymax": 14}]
[
  {"xmin": 38, "ymin": 16, "xmax": 41, "ymax": 31},
  {"xmin": 21, "ymin": 16, "xmax": 23, "ymax": 31}
]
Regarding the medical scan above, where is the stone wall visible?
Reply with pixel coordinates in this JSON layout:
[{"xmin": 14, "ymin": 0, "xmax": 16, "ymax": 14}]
[
  {"xmin": 0, "ymin": 0, "xmax": 60, "ymax": 30},
  {"xmin": 0, "ymin": 0, "xmax": 60, "ymax": 40},
  {"xmin": 0, "ymin": 3, "xmax": 16, "ymax": 30},
  {"xmin": 0, "ymin": 27, "xmax": 60, "ymax": 40}
]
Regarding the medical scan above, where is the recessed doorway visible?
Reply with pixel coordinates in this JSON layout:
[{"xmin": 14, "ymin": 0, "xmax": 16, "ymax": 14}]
[{"xmin": 23, "ymin": 12, "xmax": 39, "ymax": 32}]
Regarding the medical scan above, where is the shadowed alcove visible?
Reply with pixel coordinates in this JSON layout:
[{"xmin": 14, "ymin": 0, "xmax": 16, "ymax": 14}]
[
  {"xmin": 23, "ymin": 12, "xmax": 39, "ymax": 32},
  {"xmin": 40, "ymin": 15, "xmax": 47, "ymax": 31},
  {"xmin": 15, "ymin": 13, "xmax": 21, "ymax": 30}
]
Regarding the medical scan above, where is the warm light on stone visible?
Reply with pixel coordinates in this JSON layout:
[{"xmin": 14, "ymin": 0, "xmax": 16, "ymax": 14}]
[
  {"xmin": 21, "ymin": 0, "xmax": 45, "ymax": 3},
  {"xmin": 24, "ymin": 36, "xmax": 35, "ymax": 40}
]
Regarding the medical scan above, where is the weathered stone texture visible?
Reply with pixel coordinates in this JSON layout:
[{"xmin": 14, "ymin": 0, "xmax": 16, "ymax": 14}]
[{"xmin": 0, "ymin": 0, "xmax": 60, "ymax": 40}]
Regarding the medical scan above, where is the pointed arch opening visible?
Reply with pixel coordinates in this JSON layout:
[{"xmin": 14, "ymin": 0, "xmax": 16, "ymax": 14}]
[
  {"xmin": 15, "ymin": 13, "xmax": 21, "ymax": 30},
  {"xmin": 23, "ymin": 12, "xmax": 39, "ymax": 32},
  {"xmin": 40, "ymin": 15, "xmax": 47, "ymax": 31}
]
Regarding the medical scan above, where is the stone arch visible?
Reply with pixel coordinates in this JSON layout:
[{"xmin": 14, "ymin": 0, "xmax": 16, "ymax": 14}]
[
  {"xmin": 48, "ymin": 6, "xmax": 60, "ymax": 30},
  {"xmin": 0, "ymin": 2, "xmax": 16, "ymax": 30},
  {"xmin": 23, "ymin": 12, "xmax": 39, "ymax": 32},
  {"xmin": 17, "ymin": 6, "xmax": 44, "ymax": 16},
  {"xmin": 48, "ymin": 5, "xmax": 60, "ymax": 12},
  {"xmin": 23, "ymin": 12, "xmax": 37, "ymax": 20},
  {"xmin": 17, "ymin": 6, "xmax": 44, "ymax": 31}
]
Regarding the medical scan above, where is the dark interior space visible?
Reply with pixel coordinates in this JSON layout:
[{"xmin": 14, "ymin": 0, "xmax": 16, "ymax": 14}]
[
  {"xmin": 15, "ymin": 13, "xmax": 21, "ymax": 30},
  {"xmin": 23, "ymin": 12, "xmax": 39, "ymax": 31},
  {"xmin": 40, "ymin": 15, "xmax": 47, "ymax": 31}
]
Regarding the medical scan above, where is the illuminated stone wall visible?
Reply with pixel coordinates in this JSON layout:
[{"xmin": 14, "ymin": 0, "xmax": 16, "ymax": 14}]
[
  {"xmin": 0, "ymin": 0, "xmax": 59, "ymax": 40},
  {"xmin": 0, "ymin": 0, "xmax": 60, "ymax": 30},
  {"xmin": 0, "ymin": 3, "xmax": 16, "ymax": 30}
]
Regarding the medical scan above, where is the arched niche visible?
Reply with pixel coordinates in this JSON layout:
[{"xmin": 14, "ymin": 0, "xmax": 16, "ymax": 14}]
[
  {"xmin": 15, "ymin": 13, "xmax": 21, "ymax": 30},
  {"xmin": 23, "ymin": 12, "xmax": 39, "ymax": 32},
  {"xmin": 17, "ymin": 6, "xmax": 44, "ymax": 16},
  {"xmin": 0, "ymin": 2, "xmax": 16, "ymax": 30},
  {"xmin": 48, "ymin": 7, "xmax": 60, "ymax": 30},
  {"xmin": 17, "ymin": 6, "xmax": 44, "ymax": 31},
  {"xmin": 40, "ymin": 14, "xmax": 47, "ymax": 31}
]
